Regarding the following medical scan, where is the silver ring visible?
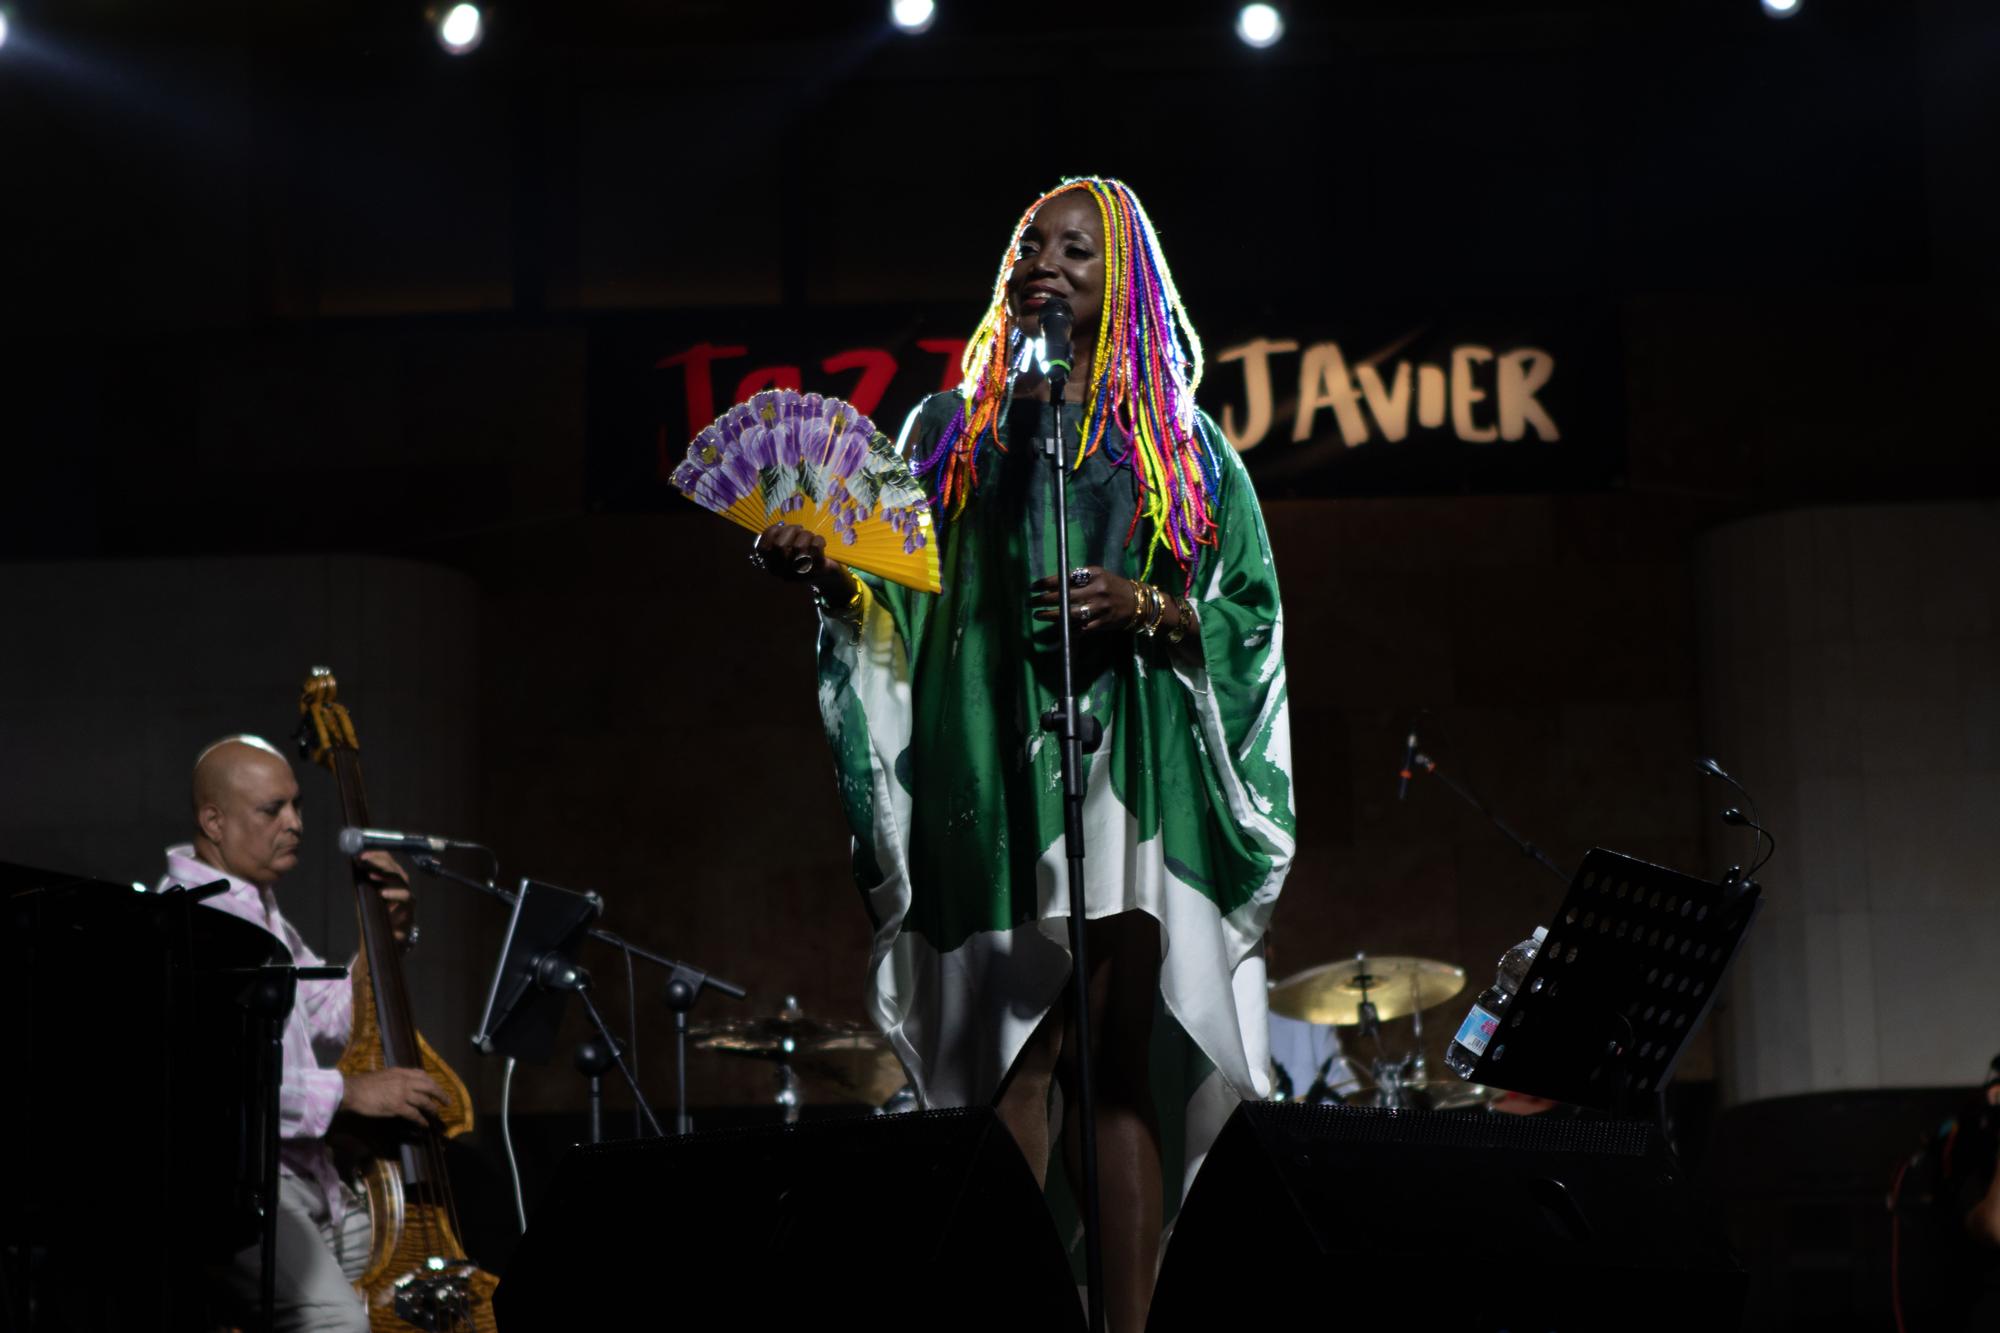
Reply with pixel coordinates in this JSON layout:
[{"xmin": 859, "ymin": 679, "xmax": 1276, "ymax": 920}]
[
  {"xmin": 792, "ymin": 553, "xmax": 815, "ymax": 575},
  {"xmin": 1075, "ymin": 604, "xmax": 1092, "ymax": 624},
  {"xmin": 1069, "ymin": 567, "xmax": 1092, "ymax": 588},
  {"xmin": 402, "ymin": 924, "xmax": 421, "ymax": 953}
]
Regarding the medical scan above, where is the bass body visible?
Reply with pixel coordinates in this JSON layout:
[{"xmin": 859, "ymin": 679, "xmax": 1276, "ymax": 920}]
[{"xmin": 300, "ymin": 667, "xmax": 498, "ymax": 1333}]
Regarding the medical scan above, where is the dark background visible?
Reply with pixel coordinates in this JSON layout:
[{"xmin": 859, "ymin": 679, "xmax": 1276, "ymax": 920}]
[
  {"xmin": 4, "ymin": 1, "xmax": 1997, "ymax": 1324},
  {"xmin": 7, "ymin": 0, "xmax": 1994, "ymax": 557}
]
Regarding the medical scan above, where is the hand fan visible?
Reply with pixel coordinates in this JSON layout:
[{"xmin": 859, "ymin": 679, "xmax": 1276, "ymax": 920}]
[{"xmin": 673, "ymin": 389, "xmax": 941, "ymax": 594}]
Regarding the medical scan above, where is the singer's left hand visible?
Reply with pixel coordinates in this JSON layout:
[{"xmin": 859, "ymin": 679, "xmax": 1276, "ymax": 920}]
[
  {"xmin": 356, "ymin": 849, "xmax": 416, "ymax": 944},
  {"xmin": 1029, "ymin": 566, "xmax": 1141, "ymax": 633}
]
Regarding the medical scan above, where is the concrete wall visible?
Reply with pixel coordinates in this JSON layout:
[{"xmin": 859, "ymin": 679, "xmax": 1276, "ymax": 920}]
[
  {"xmin": 0, "ymin": 555, "xmax": 486, "ymax": 1072},
  {"xmin": 1700, "ymin": 504, "xmax": 2000, "ymax": 1101}
]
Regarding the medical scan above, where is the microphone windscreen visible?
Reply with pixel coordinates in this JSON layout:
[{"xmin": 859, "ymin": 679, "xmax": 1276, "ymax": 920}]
[
  {"xmin": 337, "ymin": 826, "xmax": 367, "ymax": 856},
  {"xmin": 1039, "ymin": 297, "xmax": 1074, "ymax": 364}
]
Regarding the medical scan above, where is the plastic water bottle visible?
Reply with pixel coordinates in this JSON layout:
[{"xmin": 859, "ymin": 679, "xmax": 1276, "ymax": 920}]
[{"xmin": 1444, "ymin": 926, "xmax": 1547, "ymax": 1079}]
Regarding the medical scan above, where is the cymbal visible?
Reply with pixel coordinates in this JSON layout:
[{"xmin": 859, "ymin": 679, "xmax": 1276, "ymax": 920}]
[
  {"xmin": 1267, "ymin": 954, "xmax": 1466, "ymax": 1026},
  {"xmin": 795, "ymin": 1045, "xmax": 908, "ymax": 1106},
  {"xmin": 691, "ymin": 1016, "xmax": 905, "ymax": 1105},
  {"xmin": 1422, "ymin": 1080, "xmax": 1499, "ymax": 1112},
  {"xmin": 690, "ymin": 1016, "xmax": 884, "ymax": 1058},
  {"xmin": 1343, "ymin": 1080, "xmax": 1498, "ymax": 1112}
]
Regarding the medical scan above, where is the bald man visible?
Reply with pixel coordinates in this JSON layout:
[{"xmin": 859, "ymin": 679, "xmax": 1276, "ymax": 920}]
[{"xmin": 159, "ymin": 736, "xmax": 446, "ymax": 1333}]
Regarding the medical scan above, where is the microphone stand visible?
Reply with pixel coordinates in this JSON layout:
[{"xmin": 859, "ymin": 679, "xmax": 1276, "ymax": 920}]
[
  {"xmin": 573, "ymin": 1038, "xmax": 618, "ymax": 1144},
  {"xmin": 413, "ymin": 855, "xmax": 746, "ymax": 1136},
  {"xmin": 171, "ymin": 877, "xmax": 350, "ymax": 1333},
  {"xmin": 1407, "ymin": 749, "xmax": 1571, "ymax": 885},
  {"xmin": 1038, "ymin": 357, "xmax": 1107, "ymax": 1333},
  {"xmin": 230, "ymin": 960, "xmax": 347, "ymax": 1333},
  {"xmin": 534, "ymin": 953, "xmax": 667, "ymax": 1138}
]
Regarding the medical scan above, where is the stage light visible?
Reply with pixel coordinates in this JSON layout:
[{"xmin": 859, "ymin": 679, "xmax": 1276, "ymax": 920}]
[
  {"xmin": 890, "ymin": 0, "xmax": 935, "ymax": 34},
  {"xmin": 1236, "ymin": 4, "xmax": 1284, "ymax": 49},
  {"xmin": 434, "ymin": 3, "xmax": 484, "ymax": 55},
  {"xmin": 1760, "ymin": 0, "xmax": 1800, "ymax": 16},
  {"xmin": 0, "ymin": 10, "xmax": 11, "ymax": 52}
]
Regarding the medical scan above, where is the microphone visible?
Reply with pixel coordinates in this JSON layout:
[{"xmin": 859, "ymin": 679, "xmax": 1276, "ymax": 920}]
[
  {"xmin": 338, "ymin": 826, "xmax": 470, "ymax": 857},
  {"xmin": 1397, "ymin": 724, "xmax": 1419, "ymax": 801},
  {"xmin": 1038, "ymin": 296, "xmax": 1074, "ymax": 381},
  {"xmin": 1698, "ymin": 757, "xmax": 1775, "ymax": 871},
  {"xmin": 1723, "ymin": 807, "xmax": 1777, "ymax": 865}
]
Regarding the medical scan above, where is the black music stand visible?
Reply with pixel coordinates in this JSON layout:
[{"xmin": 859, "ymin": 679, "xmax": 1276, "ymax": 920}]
[
  {"xmin": 469, "ymin": 879, "xmax": 665, "ymax": 1136},
  {"xmin": 421, "ymin": 855, "xmax": 745, "ymax": 1137},
  {"xmin": 1459, "ymin": 847, "xmax": 1763, "ymax": 1122},
  {"xmin": 472, "ymin": 879, "xmax": 601, "ymax": 1065}
]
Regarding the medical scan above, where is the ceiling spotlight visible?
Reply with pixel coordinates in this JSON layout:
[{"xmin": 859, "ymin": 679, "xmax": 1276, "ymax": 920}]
[
  {"xmin": 890, "ymin": 0, "xmax": 935, "ymax": 34},
  {"xmin": 1760, "ymin": 0, "xmax": 1800, "ymax": 16},
  {"xmin": 1236, "ymin": 4, "xmax": 1284, "ymax": 49},
  {"xmin": 434, "ymin": 2, "xmax": 485, "ymax": 55}
]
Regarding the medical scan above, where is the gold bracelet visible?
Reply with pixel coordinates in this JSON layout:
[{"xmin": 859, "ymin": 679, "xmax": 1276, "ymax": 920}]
[
  {"xmin": 1167, "ymin": 592, "xmax": 1194, "ymax": 645},
  {"xmin": 813, "ymin": 576, "xmax": 863, "ymax": 627}
]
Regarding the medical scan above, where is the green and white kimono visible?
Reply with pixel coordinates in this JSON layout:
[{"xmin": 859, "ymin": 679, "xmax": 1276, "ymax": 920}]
[{"xmin": 816, "ymin": 391, "xmax": 1295, "ymax": 1206}]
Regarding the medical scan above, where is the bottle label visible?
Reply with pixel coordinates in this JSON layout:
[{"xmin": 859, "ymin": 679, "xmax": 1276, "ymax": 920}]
[{"xmin": 1453, "ymin": 1004, "xmax": 1502, "ymax": 1058}]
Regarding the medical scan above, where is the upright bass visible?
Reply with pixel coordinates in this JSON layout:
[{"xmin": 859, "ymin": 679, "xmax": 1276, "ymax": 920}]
[{"xmin": 297, "ymin": 667, "xmax": 498, "ymax": 1333}]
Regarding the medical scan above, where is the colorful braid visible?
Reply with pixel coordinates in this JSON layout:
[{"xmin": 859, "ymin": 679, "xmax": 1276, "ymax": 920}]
[{"xmin": 916, "ymin": 177, "xmax": 1221, "ymax": 588}]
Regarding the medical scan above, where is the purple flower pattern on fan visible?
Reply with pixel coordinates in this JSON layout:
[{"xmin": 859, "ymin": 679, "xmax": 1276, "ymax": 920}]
[
  {"xmin": 825, "ymin": 477, "xmax": 863, "ymax": 546},
  {"xmin": 873, "ymin": 501, "xmax": 930, "ymax": 554},
  {"xmin": 672, "ymin": 387, "xmax": 930, "ymax": 558},
  {"xmin": 798, "ymin": 393, "xmax": 874, "ymax": 478}
]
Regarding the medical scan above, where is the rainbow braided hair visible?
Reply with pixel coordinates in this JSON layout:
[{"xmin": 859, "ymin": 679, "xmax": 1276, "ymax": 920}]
[{"xmin": 912, "ymin": 177, "xmax": 1222, "ymax": 588}]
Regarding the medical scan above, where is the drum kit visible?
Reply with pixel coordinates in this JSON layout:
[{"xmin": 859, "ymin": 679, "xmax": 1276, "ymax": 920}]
[
  {"xmin": 689, "ymin": 949, "xmax": 1500, "ymax": 1120},
  {"xmin": 1265, "ymin": 951, "xmax": 1497, "ymax": 1112},
  {"xmin": 689, "ymin": 996, "xmax": 910, "ymax": 1121}
]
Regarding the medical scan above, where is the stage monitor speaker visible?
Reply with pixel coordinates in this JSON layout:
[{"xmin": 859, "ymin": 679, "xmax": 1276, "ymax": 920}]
[
  {"xmin": 496, "ymin": 1106, "xmax": 1082, "ymax": 1331},
  {"xmin": 1151, "ymin": 1102, "xmax": 1744, "ymax": 1333}
]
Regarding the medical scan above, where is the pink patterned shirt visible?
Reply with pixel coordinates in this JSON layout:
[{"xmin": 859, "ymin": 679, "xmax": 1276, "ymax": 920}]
[{"xmin": 157, "ymin": 844, "xmax": 354, "ymax": 1225}]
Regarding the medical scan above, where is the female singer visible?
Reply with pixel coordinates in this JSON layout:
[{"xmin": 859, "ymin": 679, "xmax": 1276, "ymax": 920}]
[{"xmin": 754, "ymin": 177, "xmax": 1294, "ymax": 1330}]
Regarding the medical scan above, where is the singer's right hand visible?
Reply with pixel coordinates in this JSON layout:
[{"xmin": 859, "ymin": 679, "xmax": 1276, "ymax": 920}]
[
  {"xmin": 752, "ymin": 522, "xmax": 827, "ymax": 582},
  {"xmin": 753, "ymin": 523, "xmax": 856, "ymax": 604}
]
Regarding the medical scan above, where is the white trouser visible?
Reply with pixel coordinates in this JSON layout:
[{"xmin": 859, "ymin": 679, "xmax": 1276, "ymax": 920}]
[{"xmin": 218, "ymin": 1169, "xmax": 372, "ymax": 1333}]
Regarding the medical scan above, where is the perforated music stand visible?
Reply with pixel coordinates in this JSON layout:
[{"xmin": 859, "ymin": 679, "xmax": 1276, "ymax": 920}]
[
  {"xmin": 1461, "ymin": 848, "xmax": 1762, "ymax": 1116},
  {"xmin": 472, "ymin": 879, "xmax": 602, "ymax": 1065}
]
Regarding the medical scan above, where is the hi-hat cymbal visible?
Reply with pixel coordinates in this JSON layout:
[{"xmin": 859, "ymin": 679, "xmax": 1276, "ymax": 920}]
[{"xmin": 1267, "ymin": 954, "xmax": 1467, "ymax": 1026}]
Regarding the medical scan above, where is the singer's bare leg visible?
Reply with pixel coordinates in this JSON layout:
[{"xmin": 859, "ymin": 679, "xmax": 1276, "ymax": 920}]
[
  {"xmin": 993, "ymin": 911, "xmax": 1163, "ymax": 1333},
  {"xmin": 995, "ymin": 1005, "xmax": 1063, "ymax": 1189}
]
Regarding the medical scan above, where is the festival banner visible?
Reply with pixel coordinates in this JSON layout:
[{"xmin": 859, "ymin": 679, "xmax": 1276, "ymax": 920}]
[{"xmin": 586, "ymin": 301, "xmax": 1620, "ymax": 508}]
